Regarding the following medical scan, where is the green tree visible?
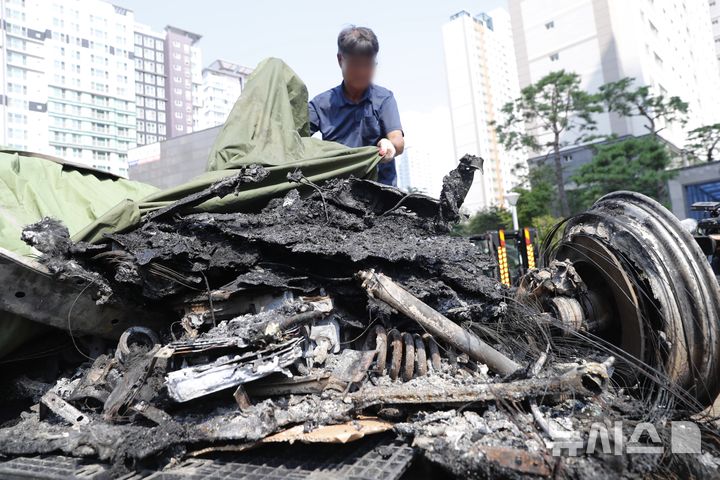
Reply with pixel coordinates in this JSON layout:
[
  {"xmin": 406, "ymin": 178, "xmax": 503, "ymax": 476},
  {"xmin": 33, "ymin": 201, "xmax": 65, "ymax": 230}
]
[
  {"xmin": 513, "ymin": 164, "xmax": 556, "ymax": 225},
  {"xmin": 686, "ymin": 123, "xmax": 720, "ymax": 163},
  {"xmin": 455, "ymin": 206, "xmax": 512, "ymax": 236},
  {"xmin": 571, "ymin": 137, "xmax": 676, "ymax": 210},
  {"xmin": 495, "ymin": 71, "xmax": 602, "ymax": 218},
  {"xmin": 598, "ymin": 78, "xmax": 688, "ymax": 136}
]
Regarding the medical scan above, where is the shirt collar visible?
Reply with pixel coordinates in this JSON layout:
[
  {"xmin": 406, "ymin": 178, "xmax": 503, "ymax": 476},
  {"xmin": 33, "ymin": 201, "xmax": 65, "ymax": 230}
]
[{"xmin": 336, "ymin": 82, "xmax": 372, "ymax": 105}]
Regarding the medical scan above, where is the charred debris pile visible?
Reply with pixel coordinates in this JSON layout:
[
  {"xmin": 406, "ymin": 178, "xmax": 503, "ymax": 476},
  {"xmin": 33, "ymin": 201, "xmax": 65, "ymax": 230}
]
[{"xmin": 1, "ymin": 156, "xmax": 718, "ymax": 479}]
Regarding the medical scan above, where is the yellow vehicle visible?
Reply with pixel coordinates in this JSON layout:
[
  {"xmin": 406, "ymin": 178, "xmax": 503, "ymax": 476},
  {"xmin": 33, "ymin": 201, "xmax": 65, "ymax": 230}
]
[{"xmin": 469, "ymin": 227, "xmax": 540, "ymax": 286}]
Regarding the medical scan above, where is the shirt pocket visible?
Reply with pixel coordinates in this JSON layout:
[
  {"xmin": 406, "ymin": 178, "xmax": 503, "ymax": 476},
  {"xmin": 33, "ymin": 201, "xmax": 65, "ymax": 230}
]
[{"xmin": 362, "ymin": 108, "xmax": 382, "ymax": 144}]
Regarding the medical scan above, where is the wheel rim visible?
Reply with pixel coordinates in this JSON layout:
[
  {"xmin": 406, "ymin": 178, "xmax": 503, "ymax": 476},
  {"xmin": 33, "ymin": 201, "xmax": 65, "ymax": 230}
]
[{"xmin": 551, "ymin": 191, "xmax": 720, "ymax": 407}]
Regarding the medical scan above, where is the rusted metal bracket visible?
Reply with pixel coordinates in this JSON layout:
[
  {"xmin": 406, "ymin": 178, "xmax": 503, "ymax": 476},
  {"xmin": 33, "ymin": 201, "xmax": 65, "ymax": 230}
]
[{"xmin": 351, "ymin": 358, "xmax": 613, "ymax": 409}]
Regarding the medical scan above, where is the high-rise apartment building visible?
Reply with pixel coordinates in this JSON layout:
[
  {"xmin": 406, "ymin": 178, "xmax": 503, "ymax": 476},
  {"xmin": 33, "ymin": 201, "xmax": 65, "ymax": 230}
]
[
  {"xmin": 0, "ymin": 1, "xmax": 222, "ymax": 176},
  {"xmin": 132, "ymin": 24, "xmax": 202, "ymax": 146},
  {"xmin": 509, "ymin": 0, "xmax": 720, "ymax": 147},
  {"xmin": 442, "ymin": 9, "xmax": 526, "ymax": 211},
  {"xmin": 196, "ymin": 59, "xmax": 252, "ymax": 131},
  {"xmin": 132, "ymin": 23, "xmax": 167, "ymax": 146},
  {"xmin": 396, "ymin": 146, "xmax": 445, "ymax": 196},
  {"xmin": 1, "ymin": 0, "xmax": 137, "ymax": 175},
  {"xmin": 710, "ymin": 0, "xmax": 720, "ymax": 67},
  {"xmin": 164, "ymin": 26, "xmax": 201, "ymax": 139}
]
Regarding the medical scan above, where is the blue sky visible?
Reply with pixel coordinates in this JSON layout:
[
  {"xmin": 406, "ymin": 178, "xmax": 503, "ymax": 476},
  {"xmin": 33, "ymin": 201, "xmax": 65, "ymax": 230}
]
[{"xmin": 118, "ymin": 0, "xmax": 506, "ymax": 113}]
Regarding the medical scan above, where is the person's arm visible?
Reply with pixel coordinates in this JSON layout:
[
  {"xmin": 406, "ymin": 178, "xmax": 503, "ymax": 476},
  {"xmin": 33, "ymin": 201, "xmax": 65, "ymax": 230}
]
[
  {"xmin": 386, "ymin": 130, "xmax": 404, "ymax": 155},
  {"xmin": 377, "ymin": 93, "xmax": 404, "ymax": 162},
  {"xmin": 308, "ymin": 101, "xmax": 320, "ymax": 136}
]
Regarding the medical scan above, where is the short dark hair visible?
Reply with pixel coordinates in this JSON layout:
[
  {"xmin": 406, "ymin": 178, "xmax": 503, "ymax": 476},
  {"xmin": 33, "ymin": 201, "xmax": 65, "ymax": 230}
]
[{"xmin": 337, "ymin": 26, "xmax": 379, "ymax": 57}]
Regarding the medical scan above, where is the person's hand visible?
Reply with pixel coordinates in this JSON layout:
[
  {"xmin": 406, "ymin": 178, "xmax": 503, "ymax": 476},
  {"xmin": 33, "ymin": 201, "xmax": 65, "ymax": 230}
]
[{"xmin": 377, "ymin": 138, "xmax": 396, "ymax": 163}]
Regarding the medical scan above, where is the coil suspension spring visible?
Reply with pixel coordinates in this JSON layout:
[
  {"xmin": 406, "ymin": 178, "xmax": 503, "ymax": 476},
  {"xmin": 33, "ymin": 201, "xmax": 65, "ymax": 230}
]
[{"xmin": 363, "ymin": 325, "xmax": 441, "ymax": 381}]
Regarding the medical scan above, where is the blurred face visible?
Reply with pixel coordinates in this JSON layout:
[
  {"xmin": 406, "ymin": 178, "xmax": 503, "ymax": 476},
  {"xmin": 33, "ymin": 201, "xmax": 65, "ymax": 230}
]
[{"xmin": 338, "ymin": 53, "xmax": 377, "ymax": 91}]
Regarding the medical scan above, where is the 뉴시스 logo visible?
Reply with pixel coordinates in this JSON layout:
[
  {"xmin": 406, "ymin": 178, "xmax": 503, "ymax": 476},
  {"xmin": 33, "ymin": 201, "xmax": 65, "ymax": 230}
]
[{"xmin": 551, "ymin": 421, "xmax": 702, "ymax": 456}]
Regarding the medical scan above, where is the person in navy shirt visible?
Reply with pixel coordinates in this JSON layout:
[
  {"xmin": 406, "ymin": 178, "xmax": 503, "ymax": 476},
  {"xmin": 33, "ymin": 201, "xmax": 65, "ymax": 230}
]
[{"xmin": 309, "ymin": 26, "xmax": 404, "ymax": 186}]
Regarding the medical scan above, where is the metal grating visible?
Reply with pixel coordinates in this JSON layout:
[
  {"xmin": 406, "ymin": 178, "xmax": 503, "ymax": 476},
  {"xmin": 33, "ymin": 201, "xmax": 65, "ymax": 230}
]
[
  {"xmin": 0, "ymin": 455, "xmax": 113, "ymax": 479},
  {"xmin": 146, "ymin": 436, "xmax": 414, "ymax": 480},
  {"xmin": 0, "ymin": 435, "xmax": 414, "ymax": 480}
]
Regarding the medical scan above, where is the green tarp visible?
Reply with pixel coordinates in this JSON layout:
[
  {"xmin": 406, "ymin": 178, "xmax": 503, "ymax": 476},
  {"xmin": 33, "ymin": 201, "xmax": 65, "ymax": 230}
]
[
  {"xmin": 0, "ymin": 152, "xmax": 157, "ymax": 257},
  {"xmin": 1, "ymin": 57, "xmax": 380, "ymax": 257},
  {"xmin": 75, "ymin": 57, "xmax": 382, "ymax": 244},
  {"xmin": 0, "ymin": 57, "xmax": 381, "ymax": 356},
  {"xmin": 0, "ymin": 154, "xmax": 157, "ymax": 356}
]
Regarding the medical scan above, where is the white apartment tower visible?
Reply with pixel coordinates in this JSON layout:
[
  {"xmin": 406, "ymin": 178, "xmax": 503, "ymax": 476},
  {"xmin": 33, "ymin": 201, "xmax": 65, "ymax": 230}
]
[
  {"xmin": 442, "ymin": 9, "xmax": 527, "ymax": 212},
  {"xmin": 196, "ymin": 59, "xmax": 252, "ymax": 131},
  {"xmin": 396, "ymin": 146, "xmax": 445, "ymax": 197},
  {"xmin": 710, "ymin": 0, "xmax": 720, "ymax": 67},
  {"xmin": 133, "ymin": 23, "xmax": 168, "ymax": 146},
  {"xmin": 132, "ymin": 24, "xmax": 203, "ymax": 146},
  {"xmin": 509, "ymin": 0, "xmax": 720, "ymax": 147},
  {"xmin": 0, "ymin": 0, "xmax": 137, "ymax": 176}
]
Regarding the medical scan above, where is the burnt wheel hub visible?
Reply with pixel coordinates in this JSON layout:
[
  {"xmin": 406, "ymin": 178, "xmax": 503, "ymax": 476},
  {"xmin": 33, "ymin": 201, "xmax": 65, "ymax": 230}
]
[{"xmin": 549, "ymin": 191, "xmax": 720, "ymax": 407}]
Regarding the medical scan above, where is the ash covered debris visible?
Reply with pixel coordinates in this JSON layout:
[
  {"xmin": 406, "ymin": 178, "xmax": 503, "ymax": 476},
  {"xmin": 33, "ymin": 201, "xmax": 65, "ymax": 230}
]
[{"xmin": 1, "ymin": 164, "xmax": 719, "ymax": 479}]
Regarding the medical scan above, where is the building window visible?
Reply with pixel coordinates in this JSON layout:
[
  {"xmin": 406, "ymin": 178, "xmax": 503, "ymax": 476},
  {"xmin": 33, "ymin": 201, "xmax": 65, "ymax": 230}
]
[
  {"xmin": 550, "ymin": 53, "xmax": 559, "ymax": 61},
  {"xmin": 545, "ymin": 21, "xmax": 554, "ymax": 29},
  {"xmin": 175, "ymin": 124, "xmax": 184, "ymax": 132}
]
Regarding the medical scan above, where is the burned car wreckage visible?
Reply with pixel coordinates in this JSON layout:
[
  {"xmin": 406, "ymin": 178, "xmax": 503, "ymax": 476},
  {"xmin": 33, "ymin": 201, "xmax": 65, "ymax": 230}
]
[
  {"xmin": 1, "ymin": 60, "xmax": 720, "ymax": 479},
  {"xmin": 0, "ymin": 158, "xmax": 719, "ymax": 479}
]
